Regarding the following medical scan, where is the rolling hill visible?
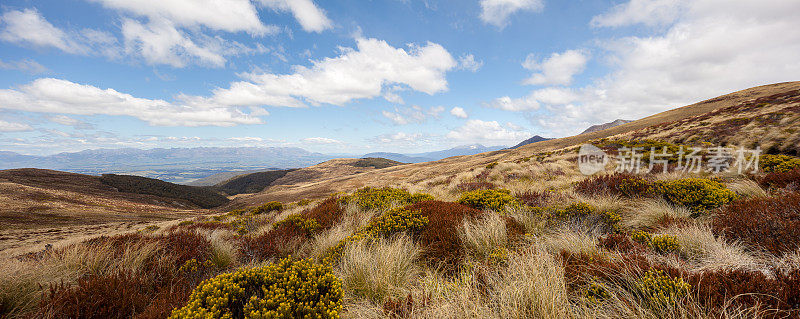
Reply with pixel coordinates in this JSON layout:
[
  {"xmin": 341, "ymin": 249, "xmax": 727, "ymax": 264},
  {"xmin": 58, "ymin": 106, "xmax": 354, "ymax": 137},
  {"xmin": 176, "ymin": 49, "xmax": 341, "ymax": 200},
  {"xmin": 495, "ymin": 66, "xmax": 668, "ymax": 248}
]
[{"xmin": 226, "ymin": 81, "xmax": 800, "ymax": 207}]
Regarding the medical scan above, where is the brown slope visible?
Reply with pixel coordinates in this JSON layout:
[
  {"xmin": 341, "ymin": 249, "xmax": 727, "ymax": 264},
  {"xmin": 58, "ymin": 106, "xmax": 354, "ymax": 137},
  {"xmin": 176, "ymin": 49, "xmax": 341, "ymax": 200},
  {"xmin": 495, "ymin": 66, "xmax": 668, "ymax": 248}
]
[
  {"xmin": 0, "ymin": 169, "xmax": 209, "ymax": 230},
  {"xmin": 226, "ymin": 81, "xmax": 800, "ymax": 208}
]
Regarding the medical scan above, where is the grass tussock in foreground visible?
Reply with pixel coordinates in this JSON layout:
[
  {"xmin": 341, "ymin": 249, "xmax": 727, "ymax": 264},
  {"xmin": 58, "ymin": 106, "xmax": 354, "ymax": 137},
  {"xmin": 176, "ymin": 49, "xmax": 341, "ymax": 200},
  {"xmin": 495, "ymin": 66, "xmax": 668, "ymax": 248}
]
[{"xmin": 2, "ymin": 151, "xmax": 800, "ymax": 319}]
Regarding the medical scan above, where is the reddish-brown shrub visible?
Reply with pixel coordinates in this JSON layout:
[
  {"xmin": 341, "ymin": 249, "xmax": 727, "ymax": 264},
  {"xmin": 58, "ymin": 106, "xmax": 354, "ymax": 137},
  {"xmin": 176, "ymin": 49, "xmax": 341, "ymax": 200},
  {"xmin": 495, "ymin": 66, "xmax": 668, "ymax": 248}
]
[
  {"xmin": 40, "ymin": 272, "xmax": 151, "ymax": 319},
  {"xmin": 456, "ymin": 181, "xmax": 496, "ymax": 191},
  {"xmin": 515, "ymin": 190, "xmax": 551, "ymax": 207},
  {"xmin": 688, "ymin": 268, "xmax": 800, "ymax": 318},
  {"xmin": 301, "ymin": 196, "xmax": 344, "ymax": 230},
  {"xmin": 598, "ymin": 233, "xmax": 649, "ymax": 254},
  {"xmin": 239, "ymin": 223, "xmax": 306, "ymax": 261},
  {"xmin": 403, "ymin": 201, "xmax": 485, "ymax": 271},
  {"xmin": 712, "ymin": 194, "xmax": 800, "ymax": 255},
  {"xmin": 574, "ymin": 173, "xmax": 651, "ymax": 197},
  {"xmin": 383, "ymin": 294, "xmax": 428, "ymax": 319},
  {"xmin": 759, "ymin": 167, "xmax": 800, "ymax": 190}
]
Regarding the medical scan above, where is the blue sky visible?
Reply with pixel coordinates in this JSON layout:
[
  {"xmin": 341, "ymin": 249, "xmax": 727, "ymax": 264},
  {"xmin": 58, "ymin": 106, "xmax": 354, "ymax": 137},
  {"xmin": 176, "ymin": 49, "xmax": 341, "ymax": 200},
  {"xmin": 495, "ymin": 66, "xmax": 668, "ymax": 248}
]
[{"xmin": 1, "ymin": 0, "xmax": 798, "ymax": 155}]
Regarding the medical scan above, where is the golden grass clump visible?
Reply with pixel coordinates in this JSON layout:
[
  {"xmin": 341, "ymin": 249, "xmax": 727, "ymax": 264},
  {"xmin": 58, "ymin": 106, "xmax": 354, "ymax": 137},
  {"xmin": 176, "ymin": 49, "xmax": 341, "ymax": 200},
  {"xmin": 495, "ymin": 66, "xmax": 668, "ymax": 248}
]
[
  {"xmin": 170, "ymin": 257, "xmax": 342, "ymax": 319},
  {"xmin": 338, "ymin": 234, "xmax": 420, "ymax": 303}
]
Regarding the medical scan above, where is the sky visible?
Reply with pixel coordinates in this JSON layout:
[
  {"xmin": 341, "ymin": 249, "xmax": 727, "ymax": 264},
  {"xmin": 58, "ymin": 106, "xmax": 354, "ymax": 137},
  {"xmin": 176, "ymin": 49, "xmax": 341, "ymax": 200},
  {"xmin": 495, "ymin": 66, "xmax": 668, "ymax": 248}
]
[{"xmin": 0, "ymin": 0, "xmax": 799, "ymax": 156}]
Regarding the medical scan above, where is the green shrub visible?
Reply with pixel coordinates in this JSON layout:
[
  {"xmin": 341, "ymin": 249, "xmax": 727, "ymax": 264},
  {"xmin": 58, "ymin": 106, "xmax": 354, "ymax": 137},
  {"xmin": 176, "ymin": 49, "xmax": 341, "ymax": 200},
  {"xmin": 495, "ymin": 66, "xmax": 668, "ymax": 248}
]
[
  {"xmin": 636, "ymin": 269, "xmax": 690, "ymax": 307},
  {"xmin": 346, "ymin": 187, "xmax": 433, "ymax": 211},
  {"xmin": 170, "ymin": 257, "xmax": 342, "ymax": 319},
  {"xmin": 252, "ymin": 201, "xmax": 283, "ymax": 214},
  {"xmin": 654, "ymin": 178, "xmax": 736, "ymax": 212},
  {"xmin": 485, "ymin": 162, "xmax": 498, "ymax": 169},
  {"xmin": 457, "ymin": 189, "xmax": 518, "ymax": 212},
  {"xmin": 760, "ymin": 154, "xmax": 800, "ymax": 173}
]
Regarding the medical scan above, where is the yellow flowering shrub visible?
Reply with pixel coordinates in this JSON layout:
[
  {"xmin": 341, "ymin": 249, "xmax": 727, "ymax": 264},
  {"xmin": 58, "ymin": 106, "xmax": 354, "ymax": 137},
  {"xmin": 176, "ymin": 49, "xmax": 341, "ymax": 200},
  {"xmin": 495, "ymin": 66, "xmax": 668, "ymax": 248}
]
[
  {"xmin": 631, "ymin": 230, "xmax": 652, "ymax": 245},
  {"xmin": 457, "ymin": 189, "xmax": 519, "ymax": 212},
  {"xmin": 170, "ymin": 257, "xmax": 342, "ymax": 319},
  {"xmin": 629, "ymin": 231, "xmax": 680, "ymax": 254},
  {"xmin": 760, "ymin": 154, "xmax": 800, "ymax": 173},
  {"xmin": 650, "ymin": 234, "xmax": 680, "ymax": 254},
  {"xmin": 654, "ymin": 178, "xmax": 736, "ymax": 212},
  {"xmin": 178, "ymin": 258, "xmax": 215, "ymax": 274},
  {"xmin": 551, "ymin": 203, "xmax": 622, "ymax": 232},
  {"xmin": 324, "ymin": 208, "xmax": 429, "ymax": 263},
  {"xmin": 252, "ymin": 201, "xmax": 283, "ymax": 214},
  {"xmin": 585, "ymin": 280, "xmax": 611, "ymax": 303},
  {"xmin": 274, "ymin": 214, "xmax": 320, "ymax": 234},
  {"xmin": 636, "ymin": 269, "xmax": 690, "ymax": 307},
  {"xmin": 487, "ymin": 247, "xmax": 509, "ymax": 265},
  {"xmin": 344, "ymin": 187, "xmax": 434, "ymax": 211}
]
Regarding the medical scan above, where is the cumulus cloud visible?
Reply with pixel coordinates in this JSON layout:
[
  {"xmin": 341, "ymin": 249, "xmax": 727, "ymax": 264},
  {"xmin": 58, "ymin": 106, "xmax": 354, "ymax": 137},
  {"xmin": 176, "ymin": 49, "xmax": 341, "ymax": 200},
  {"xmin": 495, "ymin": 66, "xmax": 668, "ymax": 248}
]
[
  {"xmin": 480, "ymin": 0, "xmax": 544, "ymax": 28},
  {"xmin": 0, "ymin": 9, "xmax": 118, "ymax": 57},
  {"xmin": 260, "ymin": 0, "xmax": 333, "ymax": 33},
  {"xmin": 522, "ymin": 50, "xmax": 589, "ymax": 86},
  {"xmin": 446, "ymin": 119, "xmax": 530, "ymax": 145},
  {"xmin": 89, "ymin": 0, "xmax": 275, "ymax": 35},
  {"xmin": 458, "ymin": 54, "xmax": 483, "ymax": 72},
  {"xmin": 590, "ymin": 0, "xmax": 684, "ymax": 28},
  {"xmin": 493, "ymin": 0, "xmax": 800, "ymax": 137},
  {"xmin": 0, "ymin": 78, "xmax": 263, "ymax": 127},
  {"xmin": 450, "ymin": 106, "xmax": 468, "ymax": 118},
  {"xmin": 302, "ymin": 137, "xmax": 342, "ymax": 144},
  {"xmin": 47, "ymin": 115, "xmax": 95, "ymax": 130},
  {"xmin": 0, "ymin": 119, "xmax": 33, "ymax": 132},
  {"xmin": 382, "ymin": 105, "xmax": 445, "ymax": 125},
  {"xmin": 375, "ymin": 132, "xmax": 424, "ymax": 144},
  {"xmin": 0, "ymin": 59, "xmax": 47, "ymax": 74},
  {"xmin": 191, "ymin": 38, "xmax": 457, "ymax": 108},
  {"xmin": 121, "ymin": 18, "xmax": 228, "ymax": 68}
]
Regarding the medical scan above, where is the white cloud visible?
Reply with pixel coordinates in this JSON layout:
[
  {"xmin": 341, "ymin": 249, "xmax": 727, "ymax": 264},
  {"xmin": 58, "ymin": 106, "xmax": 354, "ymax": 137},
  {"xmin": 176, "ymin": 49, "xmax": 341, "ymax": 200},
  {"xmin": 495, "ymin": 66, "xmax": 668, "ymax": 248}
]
[
  {"xmin": 582, "ymin": 0, "xmax": 800, "ymax": 122},
  {"xmin": 480, "ymin": 0, "xmax": 544, "ymax": 28},
  {"xmin": 382, "ymin": 105, "xmax": 445, "ymax": 125},
  {"xmin": 523, "ymin": 50, "xmax": 589, "ymax": 86},
  {"xmin": 591, "ymin": 0, "xmax": 684, "ymax": 28},
  {"xmin": 192, "ymin": 38, "xmax": 456, "ymax": 108},
  {"xmin": 0, "ymin": 119, "xmax": 33, "ymax": 132},
  {"xmin": 302, "ymin": 137, "xmax": 341, "ymax": 144},
  {"xmin": 530, "ymin": 87, "xmax": 578, "ymax": 105},
  {"xmin": 0, "ymin": 78, "xmax": 263, "ymax": 127},
  {"xmin": 89, "ymin": 0, "xmax": 275, "ymax": 35},
  {"xmin": 375, "ymin": 132, "xmax": 424, "ymax": 144},
  {"xmin": 458, "ymin": 54, "xmax": 483, "ymax": 72},
  {"xmin": 450, "ymin": 106, "xmax": 468, "ymax": 118},
  {"xmin": 121, "ymin": 18, "xmax": 227, "ymax": 68},
  {"xmin": 0, "ymin": 9, "xmax": 118, "ymax": 56},
  {"xmin": 227, "ymin": 136, "xmax": 263, "ymax": 142},
  {"xmin": 446, "ymin": 119, "xmax": 530, "ymax": 145},
  {"xmin": 260, "ymin": 0, "xmax": 333, "ymax": 33},
  {"xmin": 486, "ymin": 95, "xmax": 539, "ymax": 111},
  {"xmin": 0, "ymin": 59, "xmax": 47, "ymax": 74},
  {"xmin": 504, "ymin": 0, "xmax": 800, "ymax": 137},
  {"xmin": 47, "ymin": 115, "xmax": 95, "ymax": 129}
]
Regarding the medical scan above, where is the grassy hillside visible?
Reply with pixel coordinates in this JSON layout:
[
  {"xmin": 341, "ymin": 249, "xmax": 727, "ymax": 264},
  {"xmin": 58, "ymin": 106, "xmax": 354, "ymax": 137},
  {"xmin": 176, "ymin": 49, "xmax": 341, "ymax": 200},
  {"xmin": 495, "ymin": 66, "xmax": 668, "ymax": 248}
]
[
  {"xmin": 1, "ymin": 82, "xmax": 799, "ymax": 318},
  {"xmin": 215, "ymin": 169, "xmax": 295, "ymax": 195},
  {"xmin": 100, "ymin": 174, "xmax": 229, "ymax": 209}
]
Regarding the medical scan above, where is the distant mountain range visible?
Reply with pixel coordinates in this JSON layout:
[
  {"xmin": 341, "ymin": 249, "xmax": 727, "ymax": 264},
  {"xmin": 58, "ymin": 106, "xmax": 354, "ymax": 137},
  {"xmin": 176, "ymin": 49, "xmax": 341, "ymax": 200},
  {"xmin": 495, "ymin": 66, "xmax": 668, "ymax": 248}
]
[
  {"xmin": 0, "ymin": 147, "xmax": 333, "ymax": 184},
  {"xmin": 580, "ymin": 119, "xmax": 633, "ymax": 134},
  {"xmin": 362, "ymin": 144, "xmax": 505, "ymax": 163}
]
